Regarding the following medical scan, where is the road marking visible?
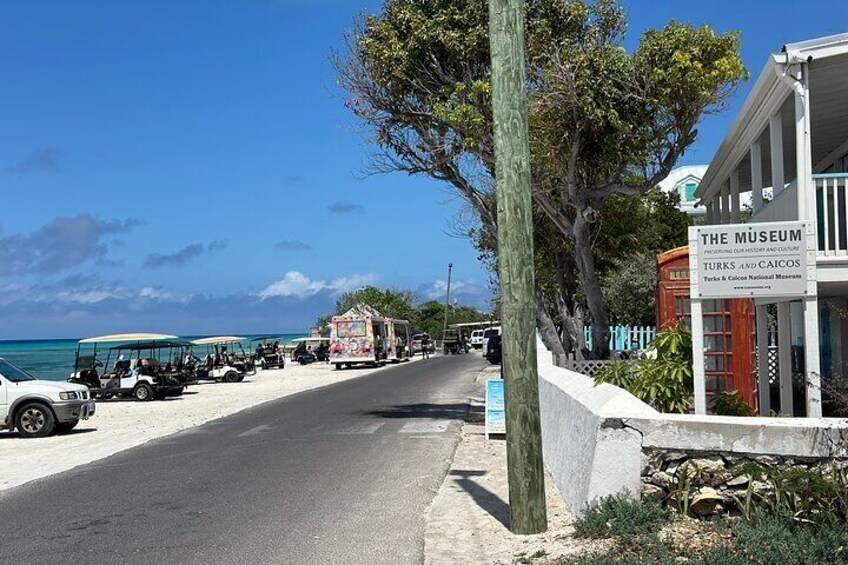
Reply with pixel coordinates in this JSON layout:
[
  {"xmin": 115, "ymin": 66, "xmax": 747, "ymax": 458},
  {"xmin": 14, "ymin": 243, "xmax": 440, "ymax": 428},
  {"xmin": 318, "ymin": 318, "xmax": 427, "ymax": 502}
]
[
  {"xmin": 238, "ymin": 424, "xmax": 272, "ymax": 437},
  {"xmin": 398, "ymin": 420, "xmax": 454, "ymax": 434},
  {"xmin": 337, "ymin": 423, "xmax": 384, "ymax": 435}
]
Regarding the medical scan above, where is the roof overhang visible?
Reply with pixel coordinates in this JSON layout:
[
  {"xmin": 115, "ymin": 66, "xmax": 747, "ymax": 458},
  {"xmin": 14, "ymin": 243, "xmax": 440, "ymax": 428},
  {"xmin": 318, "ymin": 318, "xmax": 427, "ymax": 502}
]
[
  {"xmin": 79, "ymin": 333, "xmax": 178, "ymax": 344},
  {"xmin": 697, "ymin": 32, "xmax": 848, "ymax": 202}
]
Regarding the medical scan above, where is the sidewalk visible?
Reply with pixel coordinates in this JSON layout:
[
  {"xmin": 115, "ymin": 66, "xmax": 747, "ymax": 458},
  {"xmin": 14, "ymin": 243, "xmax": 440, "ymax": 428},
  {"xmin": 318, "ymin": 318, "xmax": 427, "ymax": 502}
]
[{"xmin": 424, "ymin": 366, "xmax": 588, "ymax": 564}]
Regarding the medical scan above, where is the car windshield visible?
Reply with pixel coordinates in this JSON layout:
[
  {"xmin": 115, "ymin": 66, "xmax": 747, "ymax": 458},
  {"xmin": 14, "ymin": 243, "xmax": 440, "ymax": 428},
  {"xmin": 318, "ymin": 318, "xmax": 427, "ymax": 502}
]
[{"xmin": 0, "ymin": 359, "xmax": 37, "ymax": 382}]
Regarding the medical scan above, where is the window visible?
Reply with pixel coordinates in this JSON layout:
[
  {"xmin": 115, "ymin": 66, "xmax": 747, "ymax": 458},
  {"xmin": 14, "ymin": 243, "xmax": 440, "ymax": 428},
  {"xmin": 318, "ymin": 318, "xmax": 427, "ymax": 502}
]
[
  {"xmin": 0, "ymin": 359, "xmax": 36, "ymax": 382},
  {"xmin": 336, "ymin": 321, "xmax": 366, "ymax": 338},
  {"xmin": 684, "ymin": 182, "xmax": 698, "ymax": 202}
]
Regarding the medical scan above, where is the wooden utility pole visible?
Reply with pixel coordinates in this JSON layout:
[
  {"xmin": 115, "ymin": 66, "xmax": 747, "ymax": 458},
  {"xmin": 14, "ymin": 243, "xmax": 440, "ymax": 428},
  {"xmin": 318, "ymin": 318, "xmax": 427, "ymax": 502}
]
[
  {"xmin": 442, "ymin": 263, "xmax": 453, "ymax": 343},
  {"xmin": 488, "ymin": 0, "xmax": 547, "ymax": 535}
]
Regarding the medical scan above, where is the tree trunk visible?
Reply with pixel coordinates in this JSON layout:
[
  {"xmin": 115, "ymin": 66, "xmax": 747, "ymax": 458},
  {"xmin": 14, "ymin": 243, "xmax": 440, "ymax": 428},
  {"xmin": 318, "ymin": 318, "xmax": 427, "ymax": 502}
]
[
  {"xmin": 535, "ymin": 282, "xmax": 566, "ymax": 357},
  {"xmin": 572, "ymin": 213, "xmax": 610, "ymax": 359}
]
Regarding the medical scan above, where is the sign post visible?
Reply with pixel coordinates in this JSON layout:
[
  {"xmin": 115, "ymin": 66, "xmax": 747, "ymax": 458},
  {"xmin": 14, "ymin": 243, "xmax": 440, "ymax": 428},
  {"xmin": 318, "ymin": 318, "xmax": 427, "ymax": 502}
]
[{"xmin": 689, "ymin": 221, "xmax": 817, "ymax": 415}]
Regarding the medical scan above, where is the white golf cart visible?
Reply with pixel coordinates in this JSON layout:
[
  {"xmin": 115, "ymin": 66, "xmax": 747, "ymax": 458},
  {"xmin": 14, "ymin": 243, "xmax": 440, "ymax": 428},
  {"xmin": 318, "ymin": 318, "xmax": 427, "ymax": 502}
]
[
  {"xmin": 190, "ymin": 336, "xmax": 256, "ymax": 383},
  {"xmin": 68, "ymin": 333, "xmax": 187, "ymax": 401}
]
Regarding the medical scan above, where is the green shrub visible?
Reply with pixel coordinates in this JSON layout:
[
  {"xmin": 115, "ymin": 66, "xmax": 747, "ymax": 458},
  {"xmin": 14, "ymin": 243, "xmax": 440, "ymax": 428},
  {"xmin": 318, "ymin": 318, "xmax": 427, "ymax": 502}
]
[
  {"xmin": 592, "ymin": 322, "xmax": 692, "ymax": 413},
  {"xmin": 710, "ymin": 390, "xmax": 756, "ymax": 417},
  {"xmin": 573, "ymin": 493, "xmax": 670, "ymax": 542}
]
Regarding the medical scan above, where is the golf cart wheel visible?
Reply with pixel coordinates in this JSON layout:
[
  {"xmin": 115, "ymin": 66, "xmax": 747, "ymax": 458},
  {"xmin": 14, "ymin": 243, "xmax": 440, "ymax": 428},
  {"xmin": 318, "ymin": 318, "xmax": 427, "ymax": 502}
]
[
  {"xmin": 15, "ymin": 402, "xmax": 55, "ymax": 438},
  {"xmin": 237, "ymin": 375, "xmax": 245, "ymax": 382},
  {"xmin": 134, "ymin": 383, "xmax": 154, "ymax": 401},
  {"xmin": 224, "ymin": 371, "xmax": 239, "ymax": 383},
  {"xmin": 56, "ymin": 420, "xmax": 79, "ymax": 434}
]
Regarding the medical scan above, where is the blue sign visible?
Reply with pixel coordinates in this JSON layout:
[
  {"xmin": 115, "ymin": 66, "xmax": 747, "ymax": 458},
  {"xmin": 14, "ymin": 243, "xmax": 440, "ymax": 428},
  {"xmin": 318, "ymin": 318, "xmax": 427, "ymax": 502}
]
[{"xmin": 485, "ymin": 378, "xmax": 505, "ymax": 438}]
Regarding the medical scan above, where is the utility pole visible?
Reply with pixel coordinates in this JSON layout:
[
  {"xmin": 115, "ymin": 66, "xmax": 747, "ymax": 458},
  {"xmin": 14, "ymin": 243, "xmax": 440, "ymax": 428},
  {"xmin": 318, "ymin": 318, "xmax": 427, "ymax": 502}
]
[
  {"xmin": 442, "ymin": 263, "xmax": 453, "ymax": 344},
  {"xmin": 488, "ymin": 0, "xmax": 547, "ymax": 535}
]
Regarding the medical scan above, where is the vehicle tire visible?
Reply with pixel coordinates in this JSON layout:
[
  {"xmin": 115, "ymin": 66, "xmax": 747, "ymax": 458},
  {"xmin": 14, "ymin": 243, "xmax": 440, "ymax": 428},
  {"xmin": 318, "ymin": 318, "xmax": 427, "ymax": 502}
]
[
  {"xmin": 56, "ymin": 420, "xmax": 79, "ymax": 434},
  {"xmin": 224, "ymin": 371, "xmax": 239, "ymax": 383},
  {"xmin": 237, "ymin": 375, "xmax": 245, "ymax": 382},
  {"xmin": 134, "ymin": 383, "xmax": 154, "ymax": 401},
  {"xmin": 15, "ymin": 402, "xmax": 56, "ymax": 438}
]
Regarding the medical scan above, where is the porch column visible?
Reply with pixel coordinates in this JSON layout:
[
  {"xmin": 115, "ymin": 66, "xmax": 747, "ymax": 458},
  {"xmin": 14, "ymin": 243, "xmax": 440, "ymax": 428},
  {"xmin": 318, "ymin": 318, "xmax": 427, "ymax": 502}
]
[
  {"xmin": 803, "ymin": 297, "xmax": 823, "ymax": 417},
  {"xmin": 730, "ymin": 168, "xmax": 741, "ymax": 222},
  {"xmin": 794, "ymin": 62, "xmax": 813, "ymax": 220},
  {"xmin": 769, "ymin": 112, "xmax": 785, "ymax": 197},
  {"xmin": 721, "ymin": 182, "xmax": 731, "ymax": 224},
  {"xmin": 706, "ymin": 199, "xmax": 715, "ymax": 225},
  {"xmin": 756, "ymin": 304, "xmax": 771, "ymax": 415},
  {"xmin": 692, "ymin": 298, "xmax": 707, "ymax": 415},
  {"xmin": 777, "ymin": 301, "xmax": 794, "ymax": 416},
  {"xmin": 751, "ymin": 140, "xmax": 764, "ymax": 212}
]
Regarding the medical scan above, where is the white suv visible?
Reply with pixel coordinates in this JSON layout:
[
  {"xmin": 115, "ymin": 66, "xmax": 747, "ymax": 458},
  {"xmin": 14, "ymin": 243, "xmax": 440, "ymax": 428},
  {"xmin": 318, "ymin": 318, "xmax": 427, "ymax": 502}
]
[
  {"xmin": 0, "ymin": 358, "xmax": 95, "ymax": 438},
  {"xmin": 481, "ymin": 327, "xmax": 502, "ymax": 354}
]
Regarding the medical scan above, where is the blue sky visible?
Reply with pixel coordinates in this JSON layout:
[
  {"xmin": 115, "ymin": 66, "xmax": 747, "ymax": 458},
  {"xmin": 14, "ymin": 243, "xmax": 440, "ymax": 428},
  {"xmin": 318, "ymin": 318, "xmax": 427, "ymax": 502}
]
[{"xmin": 0, "ymin": 1, "xmax": 845, "ymax": 339}]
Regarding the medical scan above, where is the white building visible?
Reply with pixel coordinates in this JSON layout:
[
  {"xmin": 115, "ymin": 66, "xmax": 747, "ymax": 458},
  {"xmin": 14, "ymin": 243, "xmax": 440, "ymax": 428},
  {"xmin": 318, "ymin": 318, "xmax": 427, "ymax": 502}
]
[
  {"xmin": 658, "ymin": 165, "xmax": 708, "ymax": 216},
  {"xmin": 696, "ymin": 32, "xmax": 848, "ymax": 418}
]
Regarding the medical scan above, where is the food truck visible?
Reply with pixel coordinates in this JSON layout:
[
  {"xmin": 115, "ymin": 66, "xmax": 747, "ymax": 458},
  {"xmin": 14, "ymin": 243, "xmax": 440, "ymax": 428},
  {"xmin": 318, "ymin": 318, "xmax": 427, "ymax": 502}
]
[{"xmin": 329, "ymin": 306, "xmax": 388, "ymax": 369}]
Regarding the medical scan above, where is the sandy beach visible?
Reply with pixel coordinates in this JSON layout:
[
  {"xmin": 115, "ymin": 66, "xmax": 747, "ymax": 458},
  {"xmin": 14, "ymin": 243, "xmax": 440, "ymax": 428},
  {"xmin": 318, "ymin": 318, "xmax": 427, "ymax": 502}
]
[{"xmin": 0, "ymin": 357, "xmax": 420, "ymax": 493}]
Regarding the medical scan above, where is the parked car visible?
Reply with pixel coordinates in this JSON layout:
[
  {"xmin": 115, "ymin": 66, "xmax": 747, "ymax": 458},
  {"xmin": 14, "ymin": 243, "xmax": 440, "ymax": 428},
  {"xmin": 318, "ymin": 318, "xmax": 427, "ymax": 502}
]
[
  {"xmin": 2, "ymin": 358, "xmax": 95, "ymax": 437},
  {"xmin": 481, "ymin": 327, "xmax": 502, "ymax": 354},
  {"xmin": 486, "ymin": 334, "xmax": 502, "ymax": 365},
  {"xmin": 411, "ymin": 333, "xmax": 436, "ymax": 355},
  {"xmin": 470, "ymin": 330, "xmax": 484, "ymax": 349}
]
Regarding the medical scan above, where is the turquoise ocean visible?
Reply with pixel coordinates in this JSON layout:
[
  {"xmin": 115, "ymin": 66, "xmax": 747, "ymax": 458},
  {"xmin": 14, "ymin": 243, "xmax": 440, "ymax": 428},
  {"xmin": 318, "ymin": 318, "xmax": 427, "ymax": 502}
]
[{"xmin": 0, "ymin": 334, "xmax": 307, "ymax": 382}]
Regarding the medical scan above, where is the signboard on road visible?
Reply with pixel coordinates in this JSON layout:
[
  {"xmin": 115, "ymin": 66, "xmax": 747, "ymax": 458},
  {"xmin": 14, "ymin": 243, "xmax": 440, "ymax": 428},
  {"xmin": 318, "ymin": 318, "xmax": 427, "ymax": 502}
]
[
  {"xmin": 689, "ymin": 221, "xmax": 816, "ymax": 299},
  {"xmin": 485, "ymin": 378, "xmax": 505, "ymax": 439}
]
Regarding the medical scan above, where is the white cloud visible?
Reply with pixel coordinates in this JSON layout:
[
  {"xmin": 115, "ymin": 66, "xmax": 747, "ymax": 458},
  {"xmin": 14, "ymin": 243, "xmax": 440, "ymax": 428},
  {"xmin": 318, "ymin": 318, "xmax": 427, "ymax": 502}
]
[
  {"xmin": 55, "ymin": 289, "xmax": 124, "ymax": 304},
  {"xmin": 423, "ymin": 279, "xmax": 484, "ymax": 300},
  {"xmin": 257, "ymin": 270, "xmax": 378, "ymax": 299}
]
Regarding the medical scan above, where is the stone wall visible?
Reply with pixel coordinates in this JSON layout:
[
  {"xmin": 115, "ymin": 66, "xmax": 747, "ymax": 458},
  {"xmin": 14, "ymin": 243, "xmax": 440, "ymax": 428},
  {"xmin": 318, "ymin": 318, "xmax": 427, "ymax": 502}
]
[
  {"xmin": 537, "ymin": 339, "xmax": 848, "ymax": 516},
  {"xmin": 640, "ymin": 448, "xmax": 848, "ymax": 515}
]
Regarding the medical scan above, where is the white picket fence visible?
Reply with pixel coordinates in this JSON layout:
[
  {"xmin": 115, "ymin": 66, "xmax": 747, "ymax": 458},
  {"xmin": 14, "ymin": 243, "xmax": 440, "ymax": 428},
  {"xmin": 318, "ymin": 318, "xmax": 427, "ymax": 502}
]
[{"xmin": 583, "ymin": 325, "xmax": 657, "ymax": 352}]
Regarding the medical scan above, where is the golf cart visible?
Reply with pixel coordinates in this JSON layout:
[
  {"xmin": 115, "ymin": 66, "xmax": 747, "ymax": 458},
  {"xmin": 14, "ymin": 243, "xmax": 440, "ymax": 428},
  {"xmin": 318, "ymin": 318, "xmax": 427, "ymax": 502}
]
[
  {"xmin": 69, "ymin": 334, "xmax": 188, "ymax": 401},
  {"xmin": 249, "ymin": 336, "xmax": 286, "ymax": 370},
  {"xmin": 291, "ymin": 337, "xmax": 330, "ymax": 365},
  {"xmin": 190, "ymin": 336, "xmax": 256, "ymax": 383}
]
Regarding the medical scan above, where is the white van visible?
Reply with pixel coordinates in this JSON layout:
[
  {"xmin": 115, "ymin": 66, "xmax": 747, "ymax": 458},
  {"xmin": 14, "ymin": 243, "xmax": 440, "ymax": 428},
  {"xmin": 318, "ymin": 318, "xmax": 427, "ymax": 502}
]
[
  {"xmin": 470, "ymin": 330, "xmax": 485, "ymax": 349},
  {"xmin": 481, "ymin": 327, "xmax": 502, "ymax": 354}
]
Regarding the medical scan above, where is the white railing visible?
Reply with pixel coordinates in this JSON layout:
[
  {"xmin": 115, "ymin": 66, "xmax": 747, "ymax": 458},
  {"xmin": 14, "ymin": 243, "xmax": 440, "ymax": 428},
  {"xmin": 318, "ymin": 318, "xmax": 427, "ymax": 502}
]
[{"xmin": 815, "ymin": 173, "xmax": 848, "ymax": 256}]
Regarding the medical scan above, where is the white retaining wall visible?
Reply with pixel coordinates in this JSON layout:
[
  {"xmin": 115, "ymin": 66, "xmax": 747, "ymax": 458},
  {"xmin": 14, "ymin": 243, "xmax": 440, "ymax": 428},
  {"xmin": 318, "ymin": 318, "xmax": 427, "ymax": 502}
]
[{"xmin": 537, "ymin": 340, "xmax": 848, "ymax": 516}]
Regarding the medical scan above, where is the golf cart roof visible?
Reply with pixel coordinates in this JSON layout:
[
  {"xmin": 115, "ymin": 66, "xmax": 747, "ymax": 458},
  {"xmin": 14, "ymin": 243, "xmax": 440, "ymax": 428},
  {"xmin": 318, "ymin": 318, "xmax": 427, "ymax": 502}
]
[
  {"xmin": 109, "ymin": 339, "xmax": 188, "ymax": 351},
  {"xmin": 190, "ymin": 336, "xmax": 246, "ymax": 346},
  {"xmin": 291, "ymin": 337, "xmax": 330, "ymax": 343},
  {"xmin": 249, "ymin": 335, "xmax": 285, "ymax": 342},
  {"xmin": 79, "ymin": 333, "xmax": 178, "ymax": 344}
]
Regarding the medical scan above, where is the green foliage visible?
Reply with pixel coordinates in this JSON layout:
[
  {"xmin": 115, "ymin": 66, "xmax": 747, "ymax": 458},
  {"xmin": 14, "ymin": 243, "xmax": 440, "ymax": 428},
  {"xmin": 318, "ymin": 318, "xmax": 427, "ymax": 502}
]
[
  {"xmin": 413, "ymin": 299, "xmax": 491, "ymax": 337},
  {"xmin": 731, "ymin": 461, "xmax": 848, "ymax": 523},
  {"xmin": 710, "ymin": 390, "xmax": 756, "ymax": 417},
  {"xmin": 600, "ymin": 254, "xmax": 658, "ymax": 327},
  {"xmin": 334, "ymin": 285, "xmax": 416, "ymax": 321},
  {"xmin": 593, "ymin": 322, "xmax": 692, "ymax": 413},
  {"xmin": 593, "ymin": 361, "xmax": 635, "ymax": 390},
  {"xmin": 573, "ymin": 493, "xmax": 669, "ymax": 543}
]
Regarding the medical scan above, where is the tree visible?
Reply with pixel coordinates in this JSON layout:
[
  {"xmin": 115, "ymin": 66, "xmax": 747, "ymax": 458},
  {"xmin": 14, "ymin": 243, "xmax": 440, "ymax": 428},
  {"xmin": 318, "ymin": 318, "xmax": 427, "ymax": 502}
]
[
  {"xmin": 334, "ymin": 285, "xmax": 416, "ymax": 320},
  {"xmin": 337, "ymin": 0, "xmax": 745, "ymax": 358},
  {"xmin": 414, "ymin": 300, "xmax": 492, "ymax": 336}
]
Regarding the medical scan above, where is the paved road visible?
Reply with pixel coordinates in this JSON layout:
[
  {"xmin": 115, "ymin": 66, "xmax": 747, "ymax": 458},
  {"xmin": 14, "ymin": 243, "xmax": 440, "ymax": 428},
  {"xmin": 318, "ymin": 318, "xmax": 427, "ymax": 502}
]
[{"xmin": 0, "ymin": 353, "xmax": 486, "ymax": 565}]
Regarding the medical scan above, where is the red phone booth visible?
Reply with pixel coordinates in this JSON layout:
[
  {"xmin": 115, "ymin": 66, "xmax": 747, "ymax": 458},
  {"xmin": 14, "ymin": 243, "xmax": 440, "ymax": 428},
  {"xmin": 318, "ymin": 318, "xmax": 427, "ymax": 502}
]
[{"xmin": 657, "ymin": 246, "xmax": 758, "ymax": 408}]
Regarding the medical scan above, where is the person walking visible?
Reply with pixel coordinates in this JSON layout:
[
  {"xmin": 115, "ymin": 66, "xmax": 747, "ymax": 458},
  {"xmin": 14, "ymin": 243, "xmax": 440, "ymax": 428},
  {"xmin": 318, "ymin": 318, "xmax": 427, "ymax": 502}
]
[{"xmin": 422, "ymin": 336, "xmax": 431, "ymax": 360}]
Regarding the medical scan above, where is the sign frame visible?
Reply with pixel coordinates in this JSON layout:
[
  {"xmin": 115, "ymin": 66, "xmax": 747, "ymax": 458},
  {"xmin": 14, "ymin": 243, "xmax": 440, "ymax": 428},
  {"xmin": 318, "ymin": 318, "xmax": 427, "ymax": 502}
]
[{"xmin": 484, "ymin": 378, "xmax": 505, "ymax": 439}]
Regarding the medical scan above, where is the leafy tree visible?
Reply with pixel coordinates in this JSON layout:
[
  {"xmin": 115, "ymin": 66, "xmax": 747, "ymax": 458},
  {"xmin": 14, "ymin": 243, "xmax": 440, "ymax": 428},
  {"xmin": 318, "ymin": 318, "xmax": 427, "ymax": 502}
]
[
  {"xmin": 601, "ymin": 254, "xmax": 658, "ymax": 327},
  {"xmin": 338, "ymin": 0, "xmax": 745, "ymax": 358},
  {"xmin": 413, "ymin": 300, "xmax": 492, "ymax": 337},
  {"xmin": 334, "ymin": 285, "xmax": 416, "ymax": 320}
]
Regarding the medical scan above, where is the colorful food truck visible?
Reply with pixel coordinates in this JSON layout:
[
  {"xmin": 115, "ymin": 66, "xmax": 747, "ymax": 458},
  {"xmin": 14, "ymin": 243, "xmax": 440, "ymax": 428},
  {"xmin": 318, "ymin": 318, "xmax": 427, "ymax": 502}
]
[{"xmin": 329, "ymin": 306, "xmax": 387, "ymax": 369}]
